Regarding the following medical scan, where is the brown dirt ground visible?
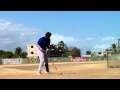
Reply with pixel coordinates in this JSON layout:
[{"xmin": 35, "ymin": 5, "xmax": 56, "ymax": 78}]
[{"xmin": 0, "ymin": 61, "xmax": 120, "ymax": 79}]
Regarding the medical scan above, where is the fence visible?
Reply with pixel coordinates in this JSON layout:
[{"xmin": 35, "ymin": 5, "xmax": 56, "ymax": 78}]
[
  {"xmin": 0, "ymin": 58, "xmax": 23, "ymax": 64},
  {"xmin": 22, "ymin": 57, "xmax": 71, "ymax": 64},
  {"xmin": 89, "ymin": 56, "xmax": 105, "ymax": 61},
  {"xmin": 22, "ymin": 56, "xmax": 89, "ymax": 64},
  {"xmin": 48, "ymin": 57, "xmax": 71, "ymax": 62},
  {"xmin": 0, "ymin": 59, "xmax": 2, "ymax": 65},
  {"xmin": 0, "ymin": 56, "xmax": 109, "ymax": 64},
  {"xmin": 107, "ymin": 55, "xmax": 120, "ymax": 68}
]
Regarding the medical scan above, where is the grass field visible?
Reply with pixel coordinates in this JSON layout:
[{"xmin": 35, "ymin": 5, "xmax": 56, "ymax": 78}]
[{"xmin": 0, "ymin": 61, "xmax": 120, "ymax": 79}]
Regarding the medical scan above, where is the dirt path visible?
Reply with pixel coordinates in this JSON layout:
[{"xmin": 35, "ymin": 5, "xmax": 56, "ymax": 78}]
[{"xmin": 0, "ymin": 61, "xmax": 120, "ymax": 79}]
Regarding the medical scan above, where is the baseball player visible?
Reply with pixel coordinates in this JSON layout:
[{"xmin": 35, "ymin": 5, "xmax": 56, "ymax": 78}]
[{"xmin": 36, "ymin": 32, "xmax": 52, "ymax": 75}]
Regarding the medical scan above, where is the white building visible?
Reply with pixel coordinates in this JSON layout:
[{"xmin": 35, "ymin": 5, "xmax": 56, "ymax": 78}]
[{"xmin": 26, "ymin": 44, "xmax": 38, "ymax": 58}]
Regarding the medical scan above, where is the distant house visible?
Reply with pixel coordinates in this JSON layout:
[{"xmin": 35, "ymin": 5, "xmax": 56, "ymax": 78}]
[
  {"xmin": 93, "ymin": 51, "xmax": 113, "ymax": 57},
  {"xmin": 93, "ymin": 52, "xmax": 105, "ymax": 57},
  {"xmin": 82, "ymin": 55, "xmax": 91, "ymax": 57}
]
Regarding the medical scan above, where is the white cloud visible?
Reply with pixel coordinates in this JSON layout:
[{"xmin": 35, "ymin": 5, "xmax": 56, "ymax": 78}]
[
  {"xmin": 51, "ymin": 34, "xmax": 80, "ymax": 44},
  {"xmin": 86, "ymin": 38, "xmax": 95, "ymax": 41},
  {"xmin": 101, "ymin": 37, "xmax": 115, "ymax": 41},
  {"xmin": 0, "ymin": 19, "xmax": 80, "ymax": 52},
  {"xmin": 93, "ymin": 44, "xmax": 109, "ymax": 50},
  {"xmin": 0, "ymin": 19, "xmax": 41, "ymax": 52}
]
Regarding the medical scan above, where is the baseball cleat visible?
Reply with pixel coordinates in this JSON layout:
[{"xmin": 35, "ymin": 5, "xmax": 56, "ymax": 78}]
[
  {"xmin": 36, "ymin": 72, "xmax": 41, "ymax": 75},
  {"xmin": 45, "ymin": 71, "xmax": 52, "ymax": 74}
]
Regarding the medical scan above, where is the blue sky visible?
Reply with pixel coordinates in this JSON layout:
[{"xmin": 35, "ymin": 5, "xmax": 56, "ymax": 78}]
[{"xmin": 0, "ymin": 11, "xmax": 120, "ymax": 54}]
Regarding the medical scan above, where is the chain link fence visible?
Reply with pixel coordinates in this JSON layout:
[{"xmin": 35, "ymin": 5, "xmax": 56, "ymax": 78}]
[{"xmin": 107, "ymin": 54, "xmax": 120, "ymax": 68}]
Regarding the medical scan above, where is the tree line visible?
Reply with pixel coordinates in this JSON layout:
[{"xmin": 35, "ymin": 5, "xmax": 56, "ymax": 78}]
[
  {"xmin": 2, "ymin": 42, "xmax": 117, "ymax": 58},
  {"xmin": 0, "ymin": 47, "xmax": 27, "ymax": 58},
  {"xmin": 49, "ymin": 41, "xmax": 81, "ymax": 57},
  {"xmin": 0, "ymin": 41, "xmax": 81, "ymax": 58}
]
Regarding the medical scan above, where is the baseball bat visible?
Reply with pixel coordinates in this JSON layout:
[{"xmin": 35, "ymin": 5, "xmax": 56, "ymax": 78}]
[
  {"xmin": 50, "ymin": 57, "xmax": 57, "ymax": 70},
  {"xmin": 48, "ymin": 50, "xmax": 57, "ymax": 70},
  {"xmin": 47, "ymin": 50, "xmax": 63, "ymax": 75}
]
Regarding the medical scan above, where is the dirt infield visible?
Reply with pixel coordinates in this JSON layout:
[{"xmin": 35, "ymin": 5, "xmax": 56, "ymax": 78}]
[{"xmin": 0, "ymin": 61, "xmax": 120, "ymax": 79}]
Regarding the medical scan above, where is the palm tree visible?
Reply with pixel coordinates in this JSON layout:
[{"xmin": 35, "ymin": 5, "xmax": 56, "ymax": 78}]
[
  {"xmin": 15, "ymin": 47, "xmax": 22, "ymax": 56},
  {"xmin": 86, "ymin": 50, "xmax": 92, "ymax": 55},
  {"xmin": 58, "ymin": 41, "xmax": 68, "ymax": 51},
  {"xmin": 111, "ymin": 44, "xmax": 116, "ymax": 50},
  {"xmin": 58, "ymin": 41, "xmax": 64, "ymax": 48},
  {"xmin": 111, "ymin": 44, "xmax": 117, "ymax": 54}
]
